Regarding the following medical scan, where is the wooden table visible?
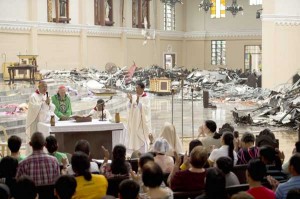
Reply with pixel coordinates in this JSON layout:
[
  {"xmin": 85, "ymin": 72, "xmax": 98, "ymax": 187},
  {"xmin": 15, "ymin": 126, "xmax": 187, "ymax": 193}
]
[
  {"xmin": 37, "ymin": 120, "xmax": 126, "ymax": 159},
  {"xmin": 7, "ymin": 65, "xmax": 37, "ymax": 85}
]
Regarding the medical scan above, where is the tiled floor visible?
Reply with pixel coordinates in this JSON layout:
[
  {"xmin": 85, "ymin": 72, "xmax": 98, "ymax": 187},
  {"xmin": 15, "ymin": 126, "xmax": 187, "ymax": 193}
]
[{"xmin": 0, "ymin": 80, "xmax": 298, "ymax": 163}]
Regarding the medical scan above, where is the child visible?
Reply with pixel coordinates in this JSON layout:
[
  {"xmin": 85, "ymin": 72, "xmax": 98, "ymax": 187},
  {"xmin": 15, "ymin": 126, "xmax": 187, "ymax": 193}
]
[
  {"xmin": 8, "ymin": 135, "xmax": 26, "ymax": 162},
  {"xmin": 89, "ymin": 99, "xmax": 112, "ymax": 121},
  {"xmin": 45, "ymin": 135, "xmax": 69, "ymax": 169}
]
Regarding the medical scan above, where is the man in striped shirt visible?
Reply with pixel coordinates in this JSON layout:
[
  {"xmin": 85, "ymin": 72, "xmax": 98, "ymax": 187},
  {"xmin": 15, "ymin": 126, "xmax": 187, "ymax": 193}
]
[
  {"xmin": 276, "ymin": 154, "xmax": 300, "ymax": 199},
  {"xmin": 16, "ymin": 132, "xmax": 60, "ymax": 186}
]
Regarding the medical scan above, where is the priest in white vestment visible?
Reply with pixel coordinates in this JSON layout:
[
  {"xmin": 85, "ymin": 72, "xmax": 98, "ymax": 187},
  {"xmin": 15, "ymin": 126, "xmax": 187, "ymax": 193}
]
[
  {"xmin": 127, "ymin": 82, "xmax": 151, "ymax": 154},
  {"xmin": 26, "ymin": 81, "xmax": 55, "ymax": 153}
]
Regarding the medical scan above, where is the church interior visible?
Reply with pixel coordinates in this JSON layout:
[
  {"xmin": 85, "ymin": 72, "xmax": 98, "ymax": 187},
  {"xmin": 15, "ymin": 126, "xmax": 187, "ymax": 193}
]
[{"xmin": 0, "ymin": 0, "xmax": 300, "ymax": 199}]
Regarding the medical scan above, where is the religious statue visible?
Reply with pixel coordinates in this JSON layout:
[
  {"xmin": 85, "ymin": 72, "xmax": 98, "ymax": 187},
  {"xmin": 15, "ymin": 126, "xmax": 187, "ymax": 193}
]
[
  {"xmin": 105, "ymin": 0, "xmax": 110, "ymax": 21},
  {"xmin": 59, "ymin": 0, "xmax": 67, "ymax": 17}
]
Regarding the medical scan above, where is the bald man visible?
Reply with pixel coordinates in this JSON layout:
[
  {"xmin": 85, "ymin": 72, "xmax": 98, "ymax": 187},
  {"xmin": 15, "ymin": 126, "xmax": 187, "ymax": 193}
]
[
  {"xmin": 51, "ymin": 85, "xmax": 72, "ymax": 121},
  {"xmin": 26, "ymin": 81, "xmax": 55, "ymax": 150}
]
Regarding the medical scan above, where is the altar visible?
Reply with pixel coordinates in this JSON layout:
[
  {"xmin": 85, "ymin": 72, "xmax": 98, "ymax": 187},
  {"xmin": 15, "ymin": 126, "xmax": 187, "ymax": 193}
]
[{"xmin": 37, "ymin": 120, "xmax": 127, "ymax": 159}]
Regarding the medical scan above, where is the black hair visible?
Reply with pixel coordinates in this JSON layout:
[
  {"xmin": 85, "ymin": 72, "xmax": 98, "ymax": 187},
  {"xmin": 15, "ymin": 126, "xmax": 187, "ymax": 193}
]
[
  {"xmin": 14, "ymin": 176, "xmax": 37, "ymax": 199},
  {"xmin": 220, "ymin": 123, "xmax": 234, "ymax": 133},
  {"xmin": 74, "ymin": 140, "xmax": 90, "ymax": 155},
  {"xmin": 241, "ymin": 132, "xmax": 255, "ymax": 143},
  {"xmin": 45, "ymin": 135, "xmax": 58, "ymax": 154},
  {"xmin": 97, "ymin": 99, "xmax": 105, "ymax": 105},
  {"xmin": 295, "ymin": 141, "xmax": 300, "ymax": 153},
  {"xmin": 142, "ymin": 162, "xmax": 163, "ymax": 188},
  {"xmin": 136, "ymin": 81, "xmax": 145, "ymax": 89},
  {"xmin": 0, "ymin": 184, "xmax": 10, "ymax": 199},
  {"xmin": 8, "ymin": 135, "xmax": 22, "ymax": 153},
  {"xmin": 222, "ymin": 132, "xmax": 235, "ymax": 162},
  {"xmin": 30, "ymin": 132, "xmax": 45, "ymax": 150},
  {"xmin": 287, "ymin": 189, "xmax": 300, "ymax": 199},
  {"xmin": 257, "ymin": 128, "xmax": 277, "ymax": 148},
  {"xmin": 216, "ymin": 156, "xmax": 233, "ymax": 175},
  {"xmin": 0, "ymin": 156, "xmax": 18, "ymax": 178},
  {"xmin": 189, "ymin": 139, "xmax": 202, "ymax": 154},
  {"xmin": 205, "ymin": 120, "xmax": 217, "ymax": 133},
  {"xmin": 110, "ymin": 144, "xmax": 129, "ymax": 175},
  {"xmin": 138, "ymin": 153, "xmax": 154, "ymax": 168},
  {"xmin": 233, "ymin": 131, "xmax": 239, "ymax": 139},
  {"xmin": 119, "ymin": 179, "xmax": 139, "ymax": 199},
  {"xmin": 71, "ymin": 152, "xmax": 92, "ymax": 181},
  {"xmin": 247, "ymin": 159, "xmax": 266, "ymax": 181},
  {"xmin": 205, "ymin": 168, "xmax": 227, "ymax": 199},
  {"xmin": 259, "ymin": 146, "xmax": 276, "ymax": 164},
  {"xmin": 55, "ymin": 175, "xmax": 77, "ymax": 199},
  {"xmin": 289, "ymin": 154, "xmax": 300, "ymax": 175}
]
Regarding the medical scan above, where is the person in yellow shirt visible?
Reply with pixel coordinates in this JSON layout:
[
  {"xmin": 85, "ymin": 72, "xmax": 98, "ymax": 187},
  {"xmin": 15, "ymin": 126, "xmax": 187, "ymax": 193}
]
[{"xmin": 71, "ymin": 152, "xmax": 108, "ymax": 199}]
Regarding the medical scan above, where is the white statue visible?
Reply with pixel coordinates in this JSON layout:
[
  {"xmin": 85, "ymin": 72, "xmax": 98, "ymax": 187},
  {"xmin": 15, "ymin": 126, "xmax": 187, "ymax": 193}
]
[{"xmin": 105, "ymin": 0, "xmax": 110, "ymax": 21}]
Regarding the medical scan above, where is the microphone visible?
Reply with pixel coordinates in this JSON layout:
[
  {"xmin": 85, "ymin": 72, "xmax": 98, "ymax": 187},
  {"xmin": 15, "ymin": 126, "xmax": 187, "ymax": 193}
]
[{"xmin": 46, "ymin": 92, "xmax": 49, "ymax": 98}]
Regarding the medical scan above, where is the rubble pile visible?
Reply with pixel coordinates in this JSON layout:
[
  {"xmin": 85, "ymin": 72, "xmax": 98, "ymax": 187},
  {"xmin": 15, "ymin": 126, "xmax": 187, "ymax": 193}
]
[
  {"xmin": 233, "ymin": 80, "xmax": 300, "ymax": 128},
  {"xmin": 39, "ymin": 66, "xmax": 300, "ymax": 127}
]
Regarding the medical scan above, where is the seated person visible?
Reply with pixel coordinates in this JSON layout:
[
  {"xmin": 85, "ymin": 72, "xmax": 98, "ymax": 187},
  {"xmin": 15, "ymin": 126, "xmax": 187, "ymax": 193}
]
[
  {"xmin": 140, "ymin": 161, "xmax": 173, "ymax": 199},
  {"xmin": 0, "ymin": 156, "xmax": 18, "ymax": 198},
  {"xmin": 180, "ymin": 139, "xmax": 203, "ymax": 170},
  {"xmin": 0, "ymin": 184, "xmax": 10, "ymax": 199},
  {"xmin": 195, "ymin": 168, "xmax": 227, "ymax": 199},
  {"xmin": 119, "ymin": 179, "xmax": 140, "ymax": 199},
  {"xmin": 198, "ymin": 120, "xmax": 222, "ymax": 151},
  {"xmin": 89, "ymin": 99, "xmax": 112, "ymax": 120},
  {"xmin": 208, "ymin": 132, "xmax": 238, "ymax": 167},
  {"xmin": 287, "ymin": 189, "xmax": 300, "ymax": 199},
  {"xmin": 55, "ymin": 175, "xmax": 77, "ymax": 199},
  {"xmin": 100, "ymin": 144, "xmax": 131, "ymax": 178},
  {"xmin": 152, "ymin": 138, "xmax": 174, "ymax": 173},
  {"xmin": 216, "ymin": 156, "xmax": 240, "ymax": 187},
  {"xmin": 71, "ymin": 152, "xmax": 108, "ymax": 199},
  {"xmin": 259, "ymin": 146, "xmax": 283, "ymax": 171},
  {"xmin": 282, "ymin": 141, "xmax": 300, "ymax": 174},
  {"xmin": 14, "ymin": 176, "xmax": 37, "ymax": 199},
  {"xmin": 158, "ymin": 122, "xmax": 183, "ymax": 154},
  {"xmin": 66, "ymin": 140, "xmax": 100, "ymax": 175},
  {"xmin": 247, "ymin": 159, "xmax": 275, "ymax": 199},
  {"xmin": 237, "ymin": 132, "xmax": 259, "ymax": 165},
  {"xmin": 51, "ymin": 85, "xmax": 72, "ymax": 120},
  {"xmin": 256, "ymin": 128, "xmax": 278, "ymax": 148},
  {"xmin": 8, "ymin": 135, "xmax": 26, "ymax": 162},
  {"xmin": 130, "ymin": 153, "xmax": 155, "ymax": 194},
  {"xmin": 169, "ymin": 146, "xmax": 207, "ymax": 192},
  {"xmin": 45, "ymin": 135, "xmax": 69, "ymax": 167}
]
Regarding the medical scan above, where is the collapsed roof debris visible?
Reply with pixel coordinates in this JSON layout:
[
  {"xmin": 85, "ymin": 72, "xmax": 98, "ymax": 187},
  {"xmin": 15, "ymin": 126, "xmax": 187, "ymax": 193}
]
[{"xmin": 40, "ymin": 66, "xmax": 300, "ymax": 127}]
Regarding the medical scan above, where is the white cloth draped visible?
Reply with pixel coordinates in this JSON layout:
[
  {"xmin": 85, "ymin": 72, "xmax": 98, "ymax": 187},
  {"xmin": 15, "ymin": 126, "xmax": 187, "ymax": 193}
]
[
  {"xmin": 25, "ymin": 92, "xmax": 55, "ymax": 153},
  {"xmin": 127, "ymin": 93, "xmax": 151, "ymax": 154}
]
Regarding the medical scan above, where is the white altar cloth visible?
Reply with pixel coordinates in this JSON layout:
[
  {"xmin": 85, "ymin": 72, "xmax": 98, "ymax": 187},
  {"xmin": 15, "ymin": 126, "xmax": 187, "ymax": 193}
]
[{"xmin": 37, "ymin": 120, "xmax": 128, "ymax": 148}]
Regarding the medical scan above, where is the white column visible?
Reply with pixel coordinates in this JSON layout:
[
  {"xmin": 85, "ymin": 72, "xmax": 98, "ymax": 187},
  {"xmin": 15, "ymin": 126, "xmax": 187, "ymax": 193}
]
[{"xmin": 262, "ymin": 0, "xmax": 300, "ymax": 88}]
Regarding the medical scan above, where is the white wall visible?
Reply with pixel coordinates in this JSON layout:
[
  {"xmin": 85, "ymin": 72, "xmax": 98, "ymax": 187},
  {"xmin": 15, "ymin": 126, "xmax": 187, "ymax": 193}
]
[
  {"xmin": 0, "ymin": 0, "xmax": 262, "ymax": 79},
  {"xmin": 186, "ymin": 0, "xmax": 262, "ymax": 32},
  {"xmin": 0, "ymin": 0, "xmax": 30, "ymax": 21},
  {"xmin": 262, "ymin": 0, "xmax": 300, "ymax": 89}
]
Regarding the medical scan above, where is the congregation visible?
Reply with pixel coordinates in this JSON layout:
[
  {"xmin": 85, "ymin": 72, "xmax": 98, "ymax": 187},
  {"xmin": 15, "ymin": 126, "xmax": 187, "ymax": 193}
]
[{"xmin": 0, "ymin": 118, "xmax": 300, "ymax": 199}]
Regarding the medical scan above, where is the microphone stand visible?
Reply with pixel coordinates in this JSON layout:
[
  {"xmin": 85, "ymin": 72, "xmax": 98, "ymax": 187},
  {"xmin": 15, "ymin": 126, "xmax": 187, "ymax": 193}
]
[
  {"xmin": 101, "ymin": 105, "xmax": 104, "ymax": 121},
  {"xmin": 191, "ymin": 86, "xmax": 194, "ymax": 140},
  {"xmin": 171, "ymin": 88, "xmax": 174, "ymax": 124}
]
